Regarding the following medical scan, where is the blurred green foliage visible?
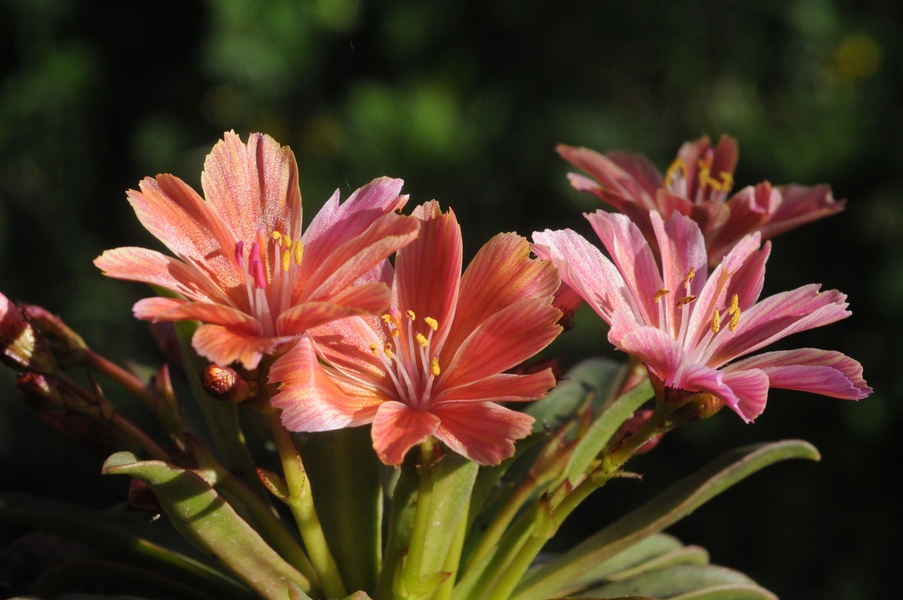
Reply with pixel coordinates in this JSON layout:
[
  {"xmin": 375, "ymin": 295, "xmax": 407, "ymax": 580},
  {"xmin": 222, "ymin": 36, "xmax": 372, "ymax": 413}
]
[{"xmin": 1, "ymin": 0, "xmax": 901, "ymax": 598}]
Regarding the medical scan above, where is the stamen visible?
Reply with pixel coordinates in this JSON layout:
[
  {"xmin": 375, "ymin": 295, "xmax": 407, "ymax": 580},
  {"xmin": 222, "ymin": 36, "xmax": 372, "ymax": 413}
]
[
  {"xmin": 416, "ymin": 333, "xmax": 429, "ymax": 348},
  {"xmin": 381, "ymin": 314, "xmax": 392, "ymax": 324},
  {"xmin": 684, "ymin": 268, "xmax": 696, "ymax": 291},
  {"xmin": 664, "ymin": 158, "xmax": 687, "ymax": 189},
  {"xmin": 406, "ymin": 310, "xmax": 416, "ymax": 321},
  {"xmin": 370, "ymin": 343, "xmax": 379, "ymax": 355},
  {"xmin": 281, "ymin": 248, "xmax": 291, "ymax": 272},
  {"xmin": 654, "ymin": 289, "xmax": 670, "ymax": 303},
  {"xmin": 711, "ymin": 308, "xmax": 722, "ymax": 333},
  {"xmin": 384, "ymin": 344, "xmax": 395, "ymax": 359},
  {"xmin": 293, "ymin": 241, "xmax": 303, "ymax": 266},
  {"xmin": 676, "ymin": 295, "xmax": 696, "ymax": 308},
  {"xmin": 430, "ymin": 357, "xmax": 441, "ymax": 376},
  {"xmin": 728, "ymin": 294, "xmax": 741, "ymax": 331},
  {"xmin": 424, "ymin": 317, "xmax": 438, "ymax": 331},
  {"xmin": 720, "ymin": 172, "xmax": 734, "ymax": 193}
]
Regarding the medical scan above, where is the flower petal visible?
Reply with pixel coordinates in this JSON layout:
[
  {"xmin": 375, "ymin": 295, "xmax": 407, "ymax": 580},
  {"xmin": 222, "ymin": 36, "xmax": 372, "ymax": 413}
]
[
  {"xmin": 191, "ymin": 324, "xmax": 294, "ymax": 369},
  {"xmin": 136, "ymin": 298, "xmax": 261, "ymax": 334},
  {"xmin": 762, "ymin": 184, "xmax": 845, "ymax": 239},
  {"xmin": 439, "ymin": 298, "xmax": 561, "ymax": 390},
  {"xmin": 371, "ymin": 401, "xmax": 441, "ymax": 466},
  {"xmin": 128, "ymin": 175, "xmax": 241, "ymax": 289},
  {"xmin": 394, "ymin": 202, "xmax": 462, "ymax": 345},
  {"xmin": 270, "ymin": 337, "xmax": 383, "ymax": 432},
  {"xmin": 443, "ymin": 232, "xmax": 559, "ymax": 361},
  {"xmin": 437, "ymin": 369, "xmax": 556, "ymax": 404},
  {"xmin": 200, "ymin": 131, "xmax": 301, "ymax": 244},
  {"xmin": 724, "ymin": 348, "xmax": 871, "ymax": 400},
  {"xmin": 432, "ymin": 402, "xmax": 534, "ymax": 465},
  {"xmin": 276, "ymin": 281, "xmax": 391, "ymax": 335},
  {"xmin": 719, "ymin": 368, "xmax": 770, "ymax": 422},
  {"xmin": 557, "ymin": 144, "xmax": 658, "ymax": 208}
]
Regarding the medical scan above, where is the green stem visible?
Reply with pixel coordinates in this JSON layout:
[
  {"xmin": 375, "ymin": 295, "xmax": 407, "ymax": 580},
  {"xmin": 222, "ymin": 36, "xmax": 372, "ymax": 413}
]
[
  {"xmin": 402, "ymin": 439, "xmax": 437, "ymax": 593},
  {"xmin": 461, "ymin": 477, "xmax": 534, "ymax": 578},
  {"xmin": 604, "ymin": 402, "xmax": 673, "ymax": 471},
  {"xmin": 432, "ymin": 501, "xmax": 469, "ymax": 600},
  {"xmin": 268, "ymin": 414, "xmax": 346, "ymax": 600},
  {"xmin": 83, "ymin": 349, "xmax": 163, "ymax": 412},
  {"xmin": 110, "ymin": 412, "xmax": 171, "ymax": 462}
]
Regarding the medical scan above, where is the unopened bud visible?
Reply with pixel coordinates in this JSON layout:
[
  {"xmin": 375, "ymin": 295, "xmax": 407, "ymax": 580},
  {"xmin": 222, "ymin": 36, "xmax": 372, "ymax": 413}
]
[
  {"xmin": 203, "ymin": 364, "xmax": 250, "ymax": 403},
  {"xmin": 19, "ymin": 303, "xmax": 86, "ymax": 368},
  {"xmin": 0, "ymin": 293, "xmax": 56, "ymax": 373},
  {"xmin": 670, "ymin": 393, "xmax": 724, "ymax": 422},
  {"xmin": 17, "ymin": 371, "xmax": 65, "ymax": 411}
]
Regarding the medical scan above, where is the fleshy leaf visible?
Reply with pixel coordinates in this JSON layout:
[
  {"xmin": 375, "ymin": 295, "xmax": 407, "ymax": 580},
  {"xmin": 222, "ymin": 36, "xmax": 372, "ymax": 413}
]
[
  {"xmin": 102, "ymin": 452, "xmax": 312, "ymax": 600},
  {"xmin": 578, "ymin": 564, "xmax": 774, "ymax": 599},
  {"xmin": 511, "ymin": 440, "xmax": 820, "ymax": 600},
  {"xmin": 0, "ymin": 492, "xmax": 251, "ymax": 599}
]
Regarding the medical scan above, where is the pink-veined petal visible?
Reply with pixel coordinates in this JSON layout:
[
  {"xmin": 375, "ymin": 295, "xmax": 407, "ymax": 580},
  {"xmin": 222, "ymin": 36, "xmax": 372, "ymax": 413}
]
[
  {"xmin": 724, "ymin": 348, "xmax": 871, "ymax": 400},
  {"xmin": 557, "ymin": 144, "xmax": 657, "ymax": 207},
  {"xmin": 432, "ymin": 402, "xmax": 534, "ymax": 466},
  {"xmin": 762, "ymin": 184, "xmax": 845, "ymax": 239},
  {"xmin": 300, "ymin": 211, "xmax": 420, "ymax": 304},
  {"xmin": 439, "ymin": 298, "xmax": 561, "ymax": 390},
  {"xmin": 127, "ymin": 175, "xmax": 241, "ymax": 289},
  {"xmin": 276, "ymin": 282, "xmax": 391, "ymax": 336},
  {"xmin": 586, "ymin": 211, "xmax": 663, "ymax": 328},
  {"xmin": 650, "ymin": 211, "xmax": 708, "ymax": 301},
  {"xmin": 618, "ymin": 326, "xmax": 685, "ymax": 386},
  {"xmin": 301, "ymin": 177, "xmax": 408, "ymax": 269},
  {"xmin": 532, "ymin": 228, "xmax": 635, "ymax": 328},
  {"xmin": 394, "ymin": 202, "xmax": 462, "ymax": 346},
  {"xmin": 200, "ymin": 131, "xmax": 300, "ymax": 244},
  {"xmin": 94, "ymin": 247, "xmax": 231, "ymax": 305},
  {"xmin": 137, "ymin": 298, "xmax": 262, "ymax": 334},
  {"xmin": 435, "ymin": 369, "xmax": 556, "ymax": 404},
  {"xmin": 444, "ymin": 233, "xmax": 559, "ymax": 361},
  {"xmin": 270, "ymin": 337, "xmax": 383, "ymax": 432},
  {"xmin": 371, "ymin": 401, "xmax": 441, "ymax": 466},
  {"xmin": 191, "ymin": 324, "xmax": 294, "ymax": 369},
  {"xmin": 720, "ymin": 368, "xmax": 770, "ymax": 422}
]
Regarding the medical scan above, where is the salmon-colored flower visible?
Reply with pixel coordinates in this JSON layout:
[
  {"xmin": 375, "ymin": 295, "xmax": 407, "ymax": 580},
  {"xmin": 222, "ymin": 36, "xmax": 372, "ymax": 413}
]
[
  {"xmin": 558, "ymin": 135, "xmax": 845, "ymax": 265},
  {"xmin": 533, "ymin": 210, "xmax": 870, "ymax": 422},
  {"xmin": 270, "ymin": 202, "xmax": 563, "ymax": 466},
  {"xmin": 95, "ymin": 132, "xmax": 419, "ymax": 369}
]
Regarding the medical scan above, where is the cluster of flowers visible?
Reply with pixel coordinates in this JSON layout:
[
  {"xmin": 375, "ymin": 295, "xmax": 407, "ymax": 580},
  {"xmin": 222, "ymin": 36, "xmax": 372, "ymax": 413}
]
[
  {"xmin": 0, "ymin": 131, "xmax": 871, "ymax": 600},
  {"xmin": 90, "ymin": 132, "xmax": 869, "ymax": 464}
]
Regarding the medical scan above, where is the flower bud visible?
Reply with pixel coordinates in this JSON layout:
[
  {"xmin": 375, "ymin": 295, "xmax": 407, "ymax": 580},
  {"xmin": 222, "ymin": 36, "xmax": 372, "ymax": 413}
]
[
  {"xmin": 670, "ymin": 393, "xmax": 724, "ymax": 422},
  {"xmin": 202, "ymin": 364, "xmax": 250, "ymax": 403},
  {"xmin": 18, "ymin": 303, "xmax": 87, "ymax": 368},
  {"xmin": 0, "ymin": 293, "xmax": 56, "ymax": 373}
]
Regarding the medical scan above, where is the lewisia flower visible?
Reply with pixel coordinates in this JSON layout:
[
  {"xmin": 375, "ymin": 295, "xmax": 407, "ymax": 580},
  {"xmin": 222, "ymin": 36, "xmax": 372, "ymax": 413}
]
[
  {"xmin": 95, "ymin": 132, "xmax": 419, "ymax": 369},
  {"xmin": 558, "ymin": 135, "xmax": 845, "ymax": 265},
  {"xmin": 533, "ymin": 210, "xmax": 870, "ymax": 422},
  {"xmin": 269, "ymin": 201, "xmax": 563, "ymax": 466}
]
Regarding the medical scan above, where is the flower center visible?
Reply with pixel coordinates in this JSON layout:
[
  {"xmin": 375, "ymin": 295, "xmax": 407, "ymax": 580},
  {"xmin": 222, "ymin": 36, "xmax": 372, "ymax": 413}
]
[
  {"xmin": 664, "ymin": 149, "xmax": 734, "ymax": 204},
  {"xmin": 369, "ymin": 309, "xmax": 441, "ymax": 408},
  {"xmin": 234, "ymin": 227, "xmax": 304, "ymax": 336}
]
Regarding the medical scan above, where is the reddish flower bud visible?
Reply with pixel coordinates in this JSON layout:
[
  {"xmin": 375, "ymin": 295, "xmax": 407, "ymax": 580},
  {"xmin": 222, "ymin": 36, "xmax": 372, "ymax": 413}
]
[
  {"xmin": 18, "ymin": 303, "xmax": 86, "ymax": 368},
  {"xmin": 203, "ymin": 364, "xmax": 250, "ymax": 403},
  {"xmin": 0, "ymin": 293, "xmax": 56, "ymax": 373}
]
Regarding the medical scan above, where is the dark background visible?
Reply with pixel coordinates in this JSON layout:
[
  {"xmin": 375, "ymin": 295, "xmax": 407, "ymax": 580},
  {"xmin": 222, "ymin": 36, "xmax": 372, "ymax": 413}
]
[{"xmin": 1, "ymin": 1, "xmax": 900, "ymax": 598}]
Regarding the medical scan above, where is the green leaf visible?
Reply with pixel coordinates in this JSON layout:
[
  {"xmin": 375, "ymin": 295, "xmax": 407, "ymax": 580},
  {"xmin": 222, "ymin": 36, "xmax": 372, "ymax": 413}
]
[
  {"xmin": 511, "ymin": 440, "xmax": 820, "ymax": 600},
  {"xmin": 563, "ymin": 378, "xmax": 653, "ymax": 484},
  {"xmin": 670, "ymin": 583, "xmax": 778, "ymax": 599},
  {"xmin": 565, "ymin": 533, "xmax": 687, "ymax": 590},
  {"xmin": 526, "ymin": 358, "xmax": 626, "ymax": 432},
  {"xmin": 579, "ymin": 564, "xmax": 772, "ymax": 599},
  {"xmin": 299, "ymin": 427, "xmax": 383, "ymax": 593},
  {"xmin": 103, "ymin": 451, "xmax": 313, "ymax": 600},
  {"xmin": 0, "ymin": 492, "xmax": 251, "ymax": 599}
]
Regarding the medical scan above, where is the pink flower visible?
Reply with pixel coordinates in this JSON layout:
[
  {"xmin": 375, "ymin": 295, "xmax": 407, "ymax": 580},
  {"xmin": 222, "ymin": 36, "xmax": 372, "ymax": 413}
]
[
  {"xmin": 533, "ymin": 210, "xmax": 871, "ymax": 422},
  {"xmin": 95, "ymin": 132, "xmax": 419, "ymax": 369},
  {"xmin": 558, "ymin": 135, "xmax": 845, "ymax": 265},
  {"xmin": 270, "ymin": 201, "xmax": 563, "ymax": 466}
]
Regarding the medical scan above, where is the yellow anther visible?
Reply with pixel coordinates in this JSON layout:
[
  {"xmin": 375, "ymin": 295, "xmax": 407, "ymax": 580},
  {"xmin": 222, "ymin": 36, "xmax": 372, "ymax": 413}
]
[
  {"xmin": 416, "ymin": 333, "xmax": 429, "ymax": 347},
  {"xmin": 664, "ymin": 158, "xmax": 687, "ymax": 188},
  {"xmin": 370, "ymin": 343, "xmax": 379, "ymax": 355},
  {"xmin": 406, "ymin": 310, "xmax": 416, "ymax": 321},
  {"xmin": 384, "ymin": 344, "xmax": 395, "ymax": 359},
  {"xmin": 654, "ymin": 289, "xmax": 670, "ymax": 303},
  {"xmin": 727, "ymin": 294, "xmax": 741, "ymax": 331},
  {"xmin": 720, "ymin": 172, "xmax": 734, "ymax": 193},
  {"xmin": 293, "ymin": 241, "xmax": 303, "ymax": 265},
  {"xmin": 391, "ymin": 329, "xmax": 400, "ymax": 337},
  {"xmin": 281, "ymin": 248, "xmax": 291, "ymax": 272},
  {"xmin": 381, "ymin": 314, "xmax": 392, "ymax": 323},
  {"xmin": 424, "ymin": 317, "xmax": 438, "ymax": 331},
  {"xmin": 711, "ymin": 308, "xmax": 722, "ymax": 333},
  {"xmin": 430, "ymin": 357, "xmax": 441, "ymax": 376},
  {"xmin": 676, "ymin": 295, "xmax": 696, "ymax": 308},
  {"xmin": 684, "ymin": 268, "xmax": 696, "ymax": 290},
  {"xmin": 272, "ymin": 231, "xmax": 282, "ymax": 241}
]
